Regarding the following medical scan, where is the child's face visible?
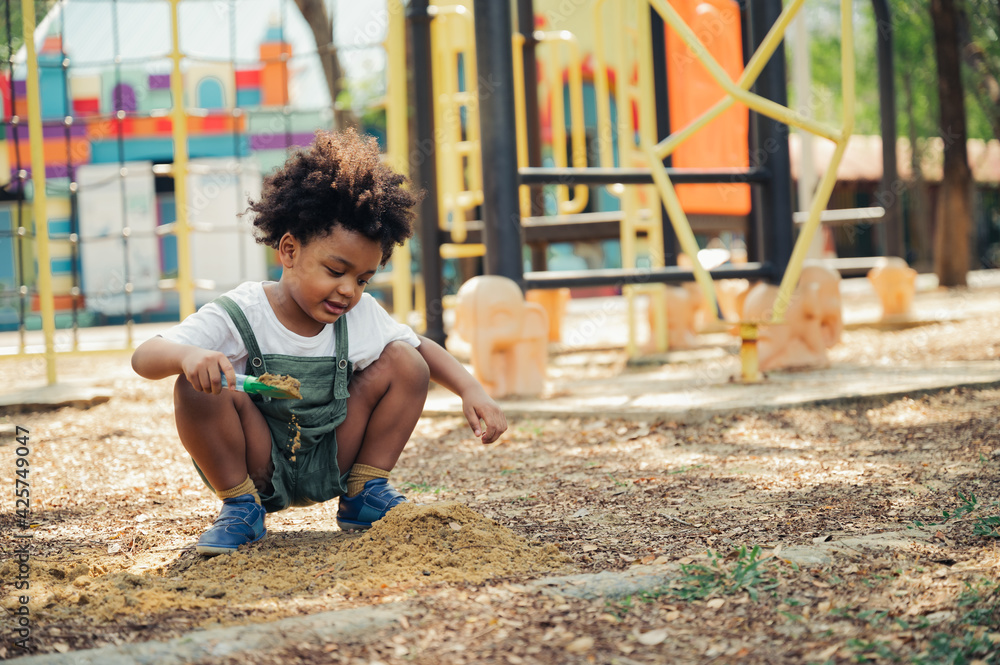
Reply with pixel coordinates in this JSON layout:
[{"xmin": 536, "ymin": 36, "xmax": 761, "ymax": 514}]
[{"xmin": 277, "ymin": 225, "xmax": 382, "ymax": 330}]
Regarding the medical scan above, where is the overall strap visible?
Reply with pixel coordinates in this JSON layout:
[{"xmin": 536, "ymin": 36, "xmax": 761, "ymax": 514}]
[
  {"xmin": 216, "ymin": 295, "xmax": 267, "ymax": 376},
  {"xmin": 333, "ymin": 315, "xmax": 350, "ymax": 400}
]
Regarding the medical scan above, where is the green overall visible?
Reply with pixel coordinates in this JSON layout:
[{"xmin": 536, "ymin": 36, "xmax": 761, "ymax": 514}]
[{"xmin": 193, "ymin": 295, "xmax": 353, "ymax": 513}]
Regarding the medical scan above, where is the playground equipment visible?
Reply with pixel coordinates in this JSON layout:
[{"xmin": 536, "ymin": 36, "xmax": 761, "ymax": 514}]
[
  {"xmin": 741, "ymin": 263, "xmax": 843, "ymax": 371},
  {"xmin": 451, "ymin": 275, "xmax": 548, "ymax": 398},
  {"xmin": 410, "ymin": 0, "xmax": 902, "ymax": 383},
  {"xmin": 3, "ymin": 0, "xmax": 344, "ymax": 377},
  {"xmin": 442, "ymin": 0, "xmax": 905, "ymax": 382},
  {"xmin": 8, "ymin": 0, "xmax": 906, "ymax": 388},
  {"xmin": 867, "ymin": 256, "xmax": 918, "ymax": 319}
]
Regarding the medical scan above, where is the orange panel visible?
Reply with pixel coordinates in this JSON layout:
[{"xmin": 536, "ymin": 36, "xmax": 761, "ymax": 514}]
[
  {"xmin": 123, "ymin": 117, "xmax": 164, "ymax": 136},
  {"xmin": 259, "ymin": 43, "xmax": 292, "ymax": 107},
  {"xmin": 32, "ymin": 293, "xmax": 84, "ymax": 312},
  {"xmin": 665, "ymin": 0, "xmax": 751, "ymax": 216},
  {"xmin": 11, "ymin": 136, "xmax": 90, "ymax": 167}
]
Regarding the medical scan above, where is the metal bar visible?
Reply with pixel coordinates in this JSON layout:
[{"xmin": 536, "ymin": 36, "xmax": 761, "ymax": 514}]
[
  {"xmin": 386, "ymin": 0, "xmax": 413, "ymax": 323},
  {"xmin": 519, "ymin": 166, "xmax": 771, "ymax": 185},
  {"xmin": 516, "ymin": 0, "xmax": 545, "ymax": 220},
  {"xmin": 407, "ymin": 0, "xmax": 445, "ymax": 344},
  {"xmin": 871, "ymin": 0, "xmax": 903, "ymax": 259},
  {"xmin": 112, "ymin": 0, "xmax": 135, "ymax": 347},
  {"xmin": 792, "ymin": 206, "xmax": 885, "ymax": 225},
  {"xmin": 523, "ymin": 263, "xmax": 772, "ymax": 290},
  {"xmin": 769, "ymin": 0, "xmax": 854, "ymax": 324},
  {"xmin": 748, "ymin": 0, "xmax": 793, "ymax": 284},
  {"xmin": 22, "ymin": 0, "xmax": 57, "ymax": 383},
  {"xmin": 169, "ymin": 0, "xmax": 194, "ymax": 319},
  {"xmin": 742, "ymin": 0, "xmax": 761, "ymax": 265},
  {"xmin": 649, "ymin": 6, "xmax": 678, "ymax": 266},
  {"xmin": 58, "ymin": 6, "xmax": 81, "ymax": 350},
  {"xmin": 472, "ymin": 0, "xmax": 524, "ymax": 284}
]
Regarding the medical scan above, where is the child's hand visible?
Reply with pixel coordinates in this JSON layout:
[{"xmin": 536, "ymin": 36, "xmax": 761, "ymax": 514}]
[
  {"xmin": 461, "ymin": 386, "xmax": 507, "ymax": 444},
  {"xmin": 179, "ymin": 348, "xmax": 236, "ymax": 395}
]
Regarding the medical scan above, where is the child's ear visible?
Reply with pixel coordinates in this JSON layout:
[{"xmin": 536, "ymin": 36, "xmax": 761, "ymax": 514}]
[{"xmin": 277, "ymin": 233, "xmax": 299, "ymax": 268}]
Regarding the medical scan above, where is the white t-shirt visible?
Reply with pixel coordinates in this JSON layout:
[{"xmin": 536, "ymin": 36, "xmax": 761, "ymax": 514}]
[{"xmin": 160, "ymin": 281, "xmax": 420, "ymax": 373}]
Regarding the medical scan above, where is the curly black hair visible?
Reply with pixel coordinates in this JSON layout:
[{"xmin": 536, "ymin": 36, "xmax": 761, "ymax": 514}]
[{"xmin": 248, "ymin": 128, "xmax": 419, "ymax": 265}]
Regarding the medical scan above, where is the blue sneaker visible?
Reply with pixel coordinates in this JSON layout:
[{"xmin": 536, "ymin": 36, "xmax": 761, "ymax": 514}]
[
  {"xmin": 337, "ymin": 478, "xmax": 407, "ymax": 531},
  {"xmin": 196, "ymin": 494, "xmax": 266, "ymax": 556}
]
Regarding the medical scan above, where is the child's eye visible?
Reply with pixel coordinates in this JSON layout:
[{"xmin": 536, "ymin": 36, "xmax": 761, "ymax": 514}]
[
  {"xmin": 328, "ymin": 268, "xmax": 344, "ymax": 277},
  {"xmin": 358, "ymin": 279, "xmax": 369, "ymax": 287}
]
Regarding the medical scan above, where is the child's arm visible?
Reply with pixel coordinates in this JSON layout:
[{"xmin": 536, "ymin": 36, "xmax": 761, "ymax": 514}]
[
  {"xmin": 415, "ymin": 335, "xmax": 507, "ymax": 444},
  {"xmin": 131, "ymin": 336, "xmax": 237, "ymax": 395}
]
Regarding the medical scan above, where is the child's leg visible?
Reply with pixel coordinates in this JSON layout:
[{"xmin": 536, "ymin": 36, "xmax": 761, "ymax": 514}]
[
  {"xmin": 335, "ymin": 341, "xmax": 430, "ymax": 474},
  {"xmin": 173, "ymin": 375, "xmax": 274, "ymax": 495},
  {"xmin": 175, "ymin": 375, "xmax": 272, "ymax": 555}
]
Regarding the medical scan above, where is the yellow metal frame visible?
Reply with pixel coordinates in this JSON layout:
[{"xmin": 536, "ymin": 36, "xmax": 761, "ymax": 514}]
[
  {"xmin": 385, "ymin": 0, "xmax": 414, "ymax": 325},
  {"xmin": 590, "ymin": 0, "xmax": 854, "ymax": 369},
  {"xmin": 593, "ymin": 0, "xmax": 668, "ymax": 356},
  {"xmin": 169, "ymin": 0, "xmax": 195, "ymax": 321},
  {"xmin": 430, "ymin": 2, "xmax": 484, "ymax": 247},
  {"xmin": 641, "ymin": 0, "xmax": 854, "ymax": 331},
  {"xmin": 21, "ymin": 0, "xmax": 57, "ymax": 383},
  {"xmin": 537, "ymin": 30, "xmax": 589, "ymax": 215},
  {"xmin": 511, "ymin": 32, "xmax": 531, "ymax": 216}
]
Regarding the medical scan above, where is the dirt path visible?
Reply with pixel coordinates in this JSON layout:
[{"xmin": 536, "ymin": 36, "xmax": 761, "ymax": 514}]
[{"xmin": 2, "ymin": 296, "xmax": 1000, "ymax": 664}]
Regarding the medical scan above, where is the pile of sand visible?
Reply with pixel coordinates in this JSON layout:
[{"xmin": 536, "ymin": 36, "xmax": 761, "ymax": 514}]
[
  {"xmin": 334, "ymin": 502, "xmax": 566, "ymax": 587},
  {"xmin": 4, "ymin": 502, "xmax": 567, "ymax": 626}
]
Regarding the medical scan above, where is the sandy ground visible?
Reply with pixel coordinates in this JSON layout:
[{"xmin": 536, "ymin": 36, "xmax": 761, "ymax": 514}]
[{"xmin": 2, "ymin": 281, "xmax": 1000, "ymax": 664}]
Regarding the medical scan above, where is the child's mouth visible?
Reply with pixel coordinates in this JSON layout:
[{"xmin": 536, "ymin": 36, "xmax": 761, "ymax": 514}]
[{"xmin": 323, "ymin": 301, "xmax": 347, "ymax": 315}]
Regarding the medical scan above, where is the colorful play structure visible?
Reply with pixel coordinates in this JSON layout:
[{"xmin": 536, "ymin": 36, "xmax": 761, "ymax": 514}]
[{"xmin": 0, "ymin": 0, "xmax": 942, "ymax": 386}]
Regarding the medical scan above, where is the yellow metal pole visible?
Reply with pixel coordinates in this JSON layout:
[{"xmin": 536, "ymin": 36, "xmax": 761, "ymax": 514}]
[
  {"xmin": 630, "ymin": 1, "xmax": 664, "ymax": 352},
  {"xmin": 511, "ymin": 32, "xmax": 531, "ymax": 216},
  {"xmin": 593, "ymin": 0, "xmax": 616, "ymax": 174},
  {"xmin": 539, "ymin": 31, "xmax": 588, "ymax": 214},
  {"xmin": 770, "ymin": 0, "xmax": 855, "ymax": 324},
  {"xmin": 386, "ymin": 0, "xmax": 413, "ymax": 323},
  {"xmin": 169, "ymin": 0, "xmax": 195, "ymax": 319},
  {"xmin": 21, "ymin": 0, "xmax": 57, "ymax": 384},
  {"xmin": 739, "ymin": 323, "xmax": 761, "ymax": 383}
]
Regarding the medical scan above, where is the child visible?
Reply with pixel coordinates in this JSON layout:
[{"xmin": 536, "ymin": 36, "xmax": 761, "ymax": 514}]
[{"xmin": 131, "ymin": 129, "xmax": 507, "ymax": 556}]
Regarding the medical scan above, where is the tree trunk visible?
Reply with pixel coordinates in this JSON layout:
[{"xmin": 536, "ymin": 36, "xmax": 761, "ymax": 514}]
[
  {"xmin": 293, "ymin": 0, "xmax": 358, "ymax": 130},
  {"xmin": 903, "ymin": 71, "xmax": 933, "ymax": 271},
  {"xmin": 958, "ymin": 10, "xmax": 1000, "ymax": 142},
  {"xmin": 930, "ymin": 0, "xmax": 973, "ymax": 287}
]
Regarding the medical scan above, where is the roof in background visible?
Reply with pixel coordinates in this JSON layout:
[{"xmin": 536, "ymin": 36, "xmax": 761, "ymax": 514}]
[
  {"xmin": 14, "ymin": 0, "xmax": 333, "ymax": 108},
  {"xmin": 790, "ymin": 134, "xmax": 1000, "ymax": 185}
]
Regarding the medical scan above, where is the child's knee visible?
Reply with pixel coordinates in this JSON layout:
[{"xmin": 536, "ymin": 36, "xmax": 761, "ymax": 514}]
[{"xmin": 379, "ymin": 341, "xmax": 429, "ymax": 386}]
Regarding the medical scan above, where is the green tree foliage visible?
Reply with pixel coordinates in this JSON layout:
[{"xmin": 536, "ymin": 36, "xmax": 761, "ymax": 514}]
[
  {"xmin": 0, "ymin": 1, "xmax": 57, "ymax": 66},
  {"xmin": 960, "ymin": 0, "xmax": 1000, "ymax": 140},
  {"xmin": 795, "ymin": 0, "xmax": 995, "ymax": 141}
]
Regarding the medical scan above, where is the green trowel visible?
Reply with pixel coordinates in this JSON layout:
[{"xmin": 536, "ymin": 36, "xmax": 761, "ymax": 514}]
[{"xmin": 221, "ymin": 373, "xmax": 301, "ymax": 399}]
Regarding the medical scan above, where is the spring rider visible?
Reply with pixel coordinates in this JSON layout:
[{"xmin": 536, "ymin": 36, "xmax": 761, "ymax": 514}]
[
  {"xmin": 867, "ymin": 257, "xmax": 918, "ymax": 319},
  {"xmin": 451, "ymin": 276, "xmax": 549, "ymax": 398},
  {"xmin": 741, "ymin": 264, "xmax": 843, "ymax": 371}
]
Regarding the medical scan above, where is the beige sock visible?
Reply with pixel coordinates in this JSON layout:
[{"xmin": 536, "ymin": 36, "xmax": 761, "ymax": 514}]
[
  {"xmin": 346, "ymin": 463, "xmax": 391, "ymax": 497},
  {"xmin": 217, "ymin": 475, "xmax": 260, "ymax": 505}
]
